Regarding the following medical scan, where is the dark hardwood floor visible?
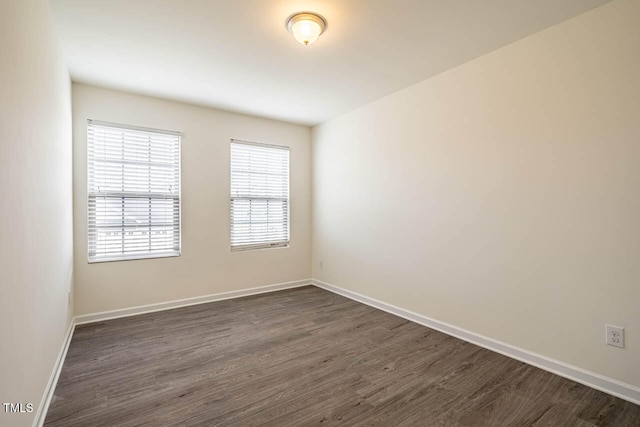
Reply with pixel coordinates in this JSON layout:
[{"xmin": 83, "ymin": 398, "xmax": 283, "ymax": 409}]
[{"xmin": 45, "ymin": 286, "xmax": 639, "ymax": 426}]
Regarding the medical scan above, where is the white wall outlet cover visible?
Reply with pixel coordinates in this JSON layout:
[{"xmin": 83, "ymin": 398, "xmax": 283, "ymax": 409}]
[{"xmin": 606, "ymin": 324, "xmax": 625, "ymax": 348}]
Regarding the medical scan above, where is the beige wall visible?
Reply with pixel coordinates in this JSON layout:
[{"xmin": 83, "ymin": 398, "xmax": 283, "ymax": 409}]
[
  {"xmin": 312, "ymin": 0, "xmax": 640, "ymax": 388},
  {"xmin": 72, "ymin": 84, "xmax": 311, "ymax": 315},
  {"xmin": 0, "ymin": 1, "xmax": 74, "ymax": 426}
]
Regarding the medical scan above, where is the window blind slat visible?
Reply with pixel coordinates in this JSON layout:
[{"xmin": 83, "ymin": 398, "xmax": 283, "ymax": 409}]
[
  {"xmin": 230, "ymin": 141, "xmax": 289, "ymax": 251},
  {"xmin": 87, "ymin": 122, "xmax": 181, "ymax": 262}
]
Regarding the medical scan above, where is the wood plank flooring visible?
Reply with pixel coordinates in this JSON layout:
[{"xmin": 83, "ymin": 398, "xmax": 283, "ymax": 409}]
[{"xmin": 45, "ymin": 286, "xmax": 640, "ymax": 426}]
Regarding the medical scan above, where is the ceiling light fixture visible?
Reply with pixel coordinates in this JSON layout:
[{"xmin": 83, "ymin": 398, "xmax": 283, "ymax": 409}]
[{"xmin": 285, "ymin": 12, "xmax": 327, "ymax": 46}]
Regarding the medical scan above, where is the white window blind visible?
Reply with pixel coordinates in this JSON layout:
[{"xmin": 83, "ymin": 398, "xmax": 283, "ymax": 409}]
[
  {"xmin": 230, "ymin": 140, "xmax": 290, "ymax": 250},
  {"xmin": 87, "ymin": 120, "xmax": 181, "ymax": 262}
]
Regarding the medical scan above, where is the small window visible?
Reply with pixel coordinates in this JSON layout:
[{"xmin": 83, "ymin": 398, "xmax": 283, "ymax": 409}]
[
  {"xmin": 230, "ymin": 140, "xmax": 290, "ymax": 250},
  {"xmin": 87, "ymin": 120, "xmax": 181, "ymax": 262}
]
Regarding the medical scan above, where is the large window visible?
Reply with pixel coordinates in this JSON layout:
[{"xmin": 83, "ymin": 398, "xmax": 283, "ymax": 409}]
[
  {"xmin": 230, "ymin": 140, "xmax": 290, "ymax": 250},
  {"xmin": 87, "ymin": 120, "xmax": 181, "ymax": 262}
]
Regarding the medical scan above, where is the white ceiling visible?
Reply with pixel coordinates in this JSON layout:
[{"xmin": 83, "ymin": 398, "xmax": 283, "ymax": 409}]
[{"xmin": 49, "ymin": 0, "xmax": 611, "ymax": 126}]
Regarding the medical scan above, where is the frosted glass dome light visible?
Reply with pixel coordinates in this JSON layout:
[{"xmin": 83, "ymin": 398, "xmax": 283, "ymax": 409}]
[{"xmin": 286, "ymin": 12, "xmax": 327, "ymax": 46}]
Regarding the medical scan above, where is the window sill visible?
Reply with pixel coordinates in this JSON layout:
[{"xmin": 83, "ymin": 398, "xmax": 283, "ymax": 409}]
[
  {"xmin": 231, "ymin": 243, "xmax": 289, "ymax": 252},
  {"xmin": 88, "ymin": 252, "xmax": 181, "ymax": 264}
]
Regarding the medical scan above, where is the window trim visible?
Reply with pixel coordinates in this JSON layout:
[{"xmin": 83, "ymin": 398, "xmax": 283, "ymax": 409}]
[
  {"xmin": 230, "ymin": 139, "xmax": 290, "ymax": 251},
  {"xmin": 86, "ymin": 119, "xmax": 182, "ymax": 263}
]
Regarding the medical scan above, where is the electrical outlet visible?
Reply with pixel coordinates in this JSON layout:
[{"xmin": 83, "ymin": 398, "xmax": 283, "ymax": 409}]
[
  {"xmin": 68, "ymin": 291, "xmax": 71, "ymax": 306},
  {"xmin": 606, "ymin": 324, "xmax": 624, "ymax": 348},
  {"xmin": 319, "ymin": 260, "xmax": 324, "ymax": 269}
]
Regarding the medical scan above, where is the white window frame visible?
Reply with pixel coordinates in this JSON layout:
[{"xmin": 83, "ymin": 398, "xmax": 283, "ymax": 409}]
[
  {"xmin": 87, "ymin": 120, "xmax": 182, "ymax": 263},
  {"xmin": 230, "ymin": 139, "xmax": 290, "ymax": 251}
]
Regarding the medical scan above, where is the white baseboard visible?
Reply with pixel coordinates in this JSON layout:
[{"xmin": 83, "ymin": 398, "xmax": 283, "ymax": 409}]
[
  {"xmin": 312, "ymin": 279, "xmax": 640, "ymax": 406},
  {"xmin": 33, "ymin": 320, "xmax": 76, "ymax": 427},
  {"xmin": 74, "ymin": 279, "xmax": 313, "ymax": 325}
]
